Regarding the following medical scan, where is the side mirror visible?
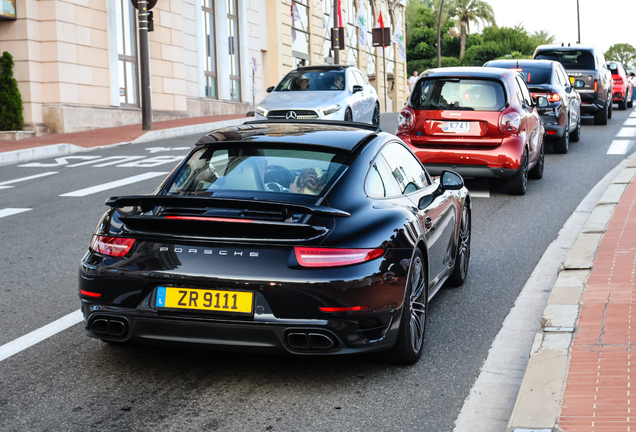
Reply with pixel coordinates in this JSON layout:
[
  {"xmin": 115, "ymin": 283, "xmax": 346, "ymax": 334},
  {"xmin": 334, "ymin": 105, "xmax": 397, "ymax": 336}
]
[
  {"xmin": 440, "ymin": 170, "xmax": 464, "ymax": 190},
  {"xmin": 573, "ymin": 79, "xmax": 585, "ymax": 89},
  {"xmin": 352, "ymin": 85, "xmax": 364, "ymax": 93},
  {"xmin": 536, "ymin": 95, "xmax": 549, "ymax": 108},
  {"xmin": 418, "ymin": 195, "xmax": 435, "ymax": 210},
  {"xmin": 267, "ymin": 86, "xmax": 275, "ymax": 93}
]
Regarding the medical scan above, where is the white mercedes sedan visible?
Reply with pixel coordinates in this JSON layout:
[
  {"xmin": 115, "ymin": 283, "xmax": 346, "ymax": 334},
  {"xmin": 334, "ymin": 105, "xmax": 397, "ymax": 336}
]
[{"xmin": 256, "ymin": 65, "xmax": 380, "ymax": 125}]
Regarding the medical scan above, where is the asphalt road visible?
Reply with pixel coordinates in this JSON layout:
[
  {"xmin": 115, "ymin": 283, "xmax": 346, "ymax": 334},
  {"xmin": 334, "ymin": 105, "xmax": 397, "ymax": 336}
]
[{"xmin": 0, "ymin": 109, "xmax": 634, "ymax": 431}]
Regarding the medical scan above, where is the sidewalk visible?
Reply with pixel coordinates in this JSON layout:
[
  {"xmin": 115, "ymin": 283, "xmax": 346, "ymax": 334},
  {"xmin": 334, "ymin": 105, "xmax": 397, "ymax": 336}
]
[
  {"xmin": 0, "ymin": 113, "xmax": 247, "ymax": 165},
  {"xmin": 508, "ymin": 154, "xmax": 636, "ymax": 431}
]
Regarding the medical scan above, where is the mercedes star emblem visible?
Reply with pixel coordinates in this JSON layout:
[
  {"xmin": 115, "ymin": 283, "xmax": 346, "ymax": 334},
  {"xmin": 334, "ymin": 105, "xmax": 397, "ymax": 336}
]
[{"xmin": 286, "ymin": 111, "xmax": 297, "ymax": 120}]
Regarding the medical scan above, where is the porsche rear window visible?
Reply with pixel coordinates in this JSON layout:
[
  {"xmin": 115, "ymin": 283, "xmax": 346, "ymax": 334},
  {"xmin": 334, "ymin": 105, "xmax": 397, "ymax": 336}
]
[
  {"xmin": 168, "ymin": 147, "xmax": 348, "ymax": 197},
  {"xmin": 535, "ymin": 50, "xmax": 595, "ymax": 70},
  {"xmin": 411, "ymin": 78, "xmax": 506, "ymax": 111}
]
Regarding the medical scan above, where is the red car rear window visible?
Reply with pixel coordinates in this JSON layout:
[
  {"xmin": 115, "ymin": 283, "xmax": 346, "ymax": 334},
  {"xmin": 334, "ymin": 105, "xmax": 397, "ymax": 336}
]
[{"xmin": 411, "ymin": 78, "xmax": 506, "ymax": 112}]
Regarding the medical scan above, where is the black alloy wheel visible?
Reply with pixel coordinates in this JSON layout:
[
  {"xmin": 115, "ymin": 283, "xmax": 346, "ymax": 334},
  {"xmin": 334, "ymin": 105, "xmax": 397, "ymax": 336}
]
[
  {"xmin": 508, "ymin": 148, "xmax": 528, "ymax": 195},
  {"xmin": 594, "ymin": 101, "xmax": 608, "ymax": 125},
  {"xmin": 529, "ymin": 140, "xmax": 545, "ymax": 179},
  {"xmin": 554, "ymin": 117, "xmax": 569, "ymax": 154},
  {"xmin": 446, "ymin": 202, "xmax": 471, "ymax": 287},
  {"xmin": 374, "ymin": 248, "xmax": 428, "ymax": 365},
  {"xmin": 344, "ymin": 108, "xmax": 353, "ymax": 122},
  {"xmin": 570, "ymin": 113, "xmax": 581, "ymax": 142},
  {"xmin": 372, "ymin": 104, "xmax": 380, "ymax": 126}
]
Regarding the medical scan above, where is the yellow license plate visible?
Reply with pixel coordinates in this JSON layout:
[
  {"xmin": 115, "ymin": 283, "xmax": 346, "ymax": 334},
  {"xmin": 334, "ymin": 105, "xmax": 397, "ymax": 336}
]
[
  {"xmin": 569, "ymin": 77, "xmax": 575, "ymax": 84},
  {"xmin": 156, "ymin": 287, "xmax": 253, "ymax": 314}
]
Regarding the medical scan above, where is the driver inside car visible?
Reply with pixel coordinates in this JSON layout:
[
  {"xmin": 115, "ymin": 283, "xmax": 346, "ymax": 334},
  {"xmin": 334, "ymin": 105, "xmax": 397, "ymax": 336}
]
[{"xmin": 290, "ymin": 167, "xmax": 326, "ymax": 195}]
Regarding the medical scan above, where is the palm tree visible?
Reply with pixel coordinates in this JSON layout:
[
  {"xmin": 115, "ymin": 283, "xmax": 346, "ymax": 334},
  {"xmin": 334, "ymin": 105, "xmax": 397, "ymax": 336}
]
[{"xmin": 447, "ymin": 0, "xmax": 495, "ymax": 59}]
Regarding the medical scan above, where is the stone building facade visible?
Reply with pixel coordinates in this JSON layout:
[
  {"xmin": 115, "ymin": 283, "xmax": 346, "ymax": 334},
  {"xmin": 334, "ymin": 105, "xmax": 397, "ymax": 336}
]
[{"xmin": 0, "ymin": 0, "xmax": 405, "ymax": 134}]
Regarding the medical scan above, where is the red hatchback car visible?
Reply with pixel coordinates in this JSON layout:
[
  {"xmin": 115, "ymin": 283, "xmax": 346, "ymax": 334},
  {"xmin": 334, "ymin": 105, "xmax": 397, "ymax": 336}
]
[
  {"xmin": 397, "ymin": 67, "xmax": 547, "ymax": 195},
  {"xmin": 607, "ymin": 61, "xmax": 634, "ymax": 110}
]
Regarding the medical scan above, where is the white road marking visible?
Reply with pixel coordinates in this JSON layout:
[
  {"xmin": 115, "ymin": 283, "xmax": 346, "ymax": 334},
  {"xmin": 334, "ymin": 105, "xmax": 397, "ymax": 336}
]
[
  {"xmin": 117, "ymin": 156, "xmax": 183, "ymax": 168},
  {"xmin": 623, "ymin": 118, "xmax": 636, "ymax": 126},
  {"xmin": 631, "ymin": 111, "xmax": 636, "ymax": 118},
  {"xmin": 467, "ymin": 180, "xmax": 490, "ymax": 198},
  {"xmin": 0, "ymin": 208, "xmax": 32, "ymax": 219},
  {"xmin": 68, "ymin": 156, "xmax": 145, "ymax": 167},
  {"xmin": 607, "ymin": 140, "xmax": 633, "ymax": 155},
  {"xmin": 0, "ymin": 310, "xmax": 83, "ymax": 362},
  {"xmin": 146, "ymin": 146, "xmax": 191, "ymax": 153},
  {"xmin": 0, "ymin": 172, "xmax": 59, "ymax": 189},
  {"xmin": 59, "ymin": 172, "xmax": 168, "ymax": 197},
  {"xmin": 19, "ymin": 156, "xmax": 101, "ymax": 167},
  {"xmin": 469, "ymin": 190, "xmax": 490, "ymax": 198},
  {"xmin": 616, "ymin": 127, "xmax": 636, "ymax": 138}
]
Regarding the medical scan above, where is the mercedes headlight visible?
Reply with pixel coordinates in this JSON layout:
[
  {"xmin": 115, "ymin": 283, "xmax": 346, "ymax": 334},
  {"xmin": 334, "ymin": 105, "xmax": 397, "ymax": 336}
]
[
  {"xmin": 321, "ymin": 104, "xmax": 342, "ymax": 116},
  {"xmin": 256, "ymin": 106, "xmax": 268, "ymax": 117}
]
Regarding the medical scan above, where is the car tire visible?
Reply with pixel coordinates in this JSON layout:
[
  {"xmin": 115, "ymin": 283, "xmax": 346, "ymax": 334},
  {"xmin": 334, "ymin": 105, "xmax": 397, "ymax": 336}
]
[
  {"xmin": 594, "ymin": 101, "xmax": 608, "ymax": 125},
  {"xmin": 529, "ymin": 140, "xmax": 545, "ymax": 179},
  {"xmin": 608, "ymin": 99, "xmax": 613, "ymax": 119},
  {"xmin": 508, "ymin": 148, "xmax": 528, "ymax": 195},
  {"xmin": 628, "ymin": 91, "xmax": 634, "ymax": 108},
  {"xmin": 569, "ymin": 113, "xmax": 581, "ymax": 142},
  {"xmin": 372, "ymin": 104, "xmax": 380, "ymax": 126},
  {"xmin": 445, "ymin": 202, "xmax": 471, "ymax": 287},
  {"xmin": 344, "ymin": 108, "xmax": 353, "ymax": 122},
  {"xmin": 619, "ymin": 98, "xmax": 627, "ymax": 110},
  {"xmin": 372, "ymin": 248, "xmax": 427, "ymax": 365},
  {"xmin": 553, "ymin": 122, "xmax": 569, "ymax": 154}
]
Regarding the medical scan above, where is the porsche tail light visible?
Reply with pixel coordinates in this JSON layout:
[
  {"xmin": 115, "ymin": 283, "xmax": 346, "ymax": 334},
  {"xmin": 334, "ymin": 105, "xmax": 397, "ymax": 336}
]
[
  {"xmin": 90, "ymin": 235, "xmax": 135, "ymax": 257},
  {"xmin": 80, "ymin": 289, "xmax": 102, "ymax": 298},
  {"xmin": 499, "ymin": 111, "xmax": 521, "ymax": 134},
  {"xmin": 319, "ymin": 305, "xmax": 369, "ymax": 312},
  {"xmin": 546, "ymin": 92, "xmax": 561, "ymax": 102},
  {"xmin": 397, "ymin": 106, "xmax": 415, "ymax": 132},
  {"xmin": 294, "ymin": 247, "xmax": 385, "ymax": 268}
]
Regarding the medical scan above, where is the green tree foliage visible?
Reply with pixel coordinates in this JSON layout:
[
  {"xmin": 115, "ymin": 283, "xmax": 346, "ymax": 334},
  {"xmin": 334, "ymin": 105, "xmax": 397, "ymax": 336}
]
[
  {"xmin": 0, "ymin": 52, "xmax": 24, "ymax": 131},
  {"xmin": 446, "ymin": 0, "xmax": 496, "ymax": 58},
  {"xmin": 605, "ymin": 43, "xmax": 636, "ymax": 68}
]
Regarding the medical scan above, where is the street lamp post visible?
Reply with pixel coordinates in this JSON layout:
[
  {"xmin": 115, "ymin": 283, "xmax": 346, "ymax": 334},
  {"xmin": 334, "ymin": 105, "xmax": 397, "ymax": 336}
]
[
  {"xmin": 437, "ymin": 0, "xmax": 444, "ymax": 68},
  {"xmin": 137, "ymin": 0, "xmax": 152, "ymax": 130},
  {"xmin": 576, "ymin": 0, "xmax": 581, "ymax": 44}
]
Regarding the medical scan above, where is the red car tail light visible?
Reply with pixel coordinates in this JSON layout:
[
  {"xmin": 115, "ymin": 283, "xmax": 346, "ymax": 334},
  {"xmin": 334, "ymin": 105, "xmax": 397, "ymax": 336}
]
[
  {"xmin": 614, "ymin": 77, "xmax": 623, "ymax": 84},
  {"xmin": 294, "ymin": 247, "xmax": 385, "ymax": 268},
  {"xmin": 546, "ymin": 93, "xmax": 561, "ymax": 102},
  {"xmin": 90, "ymin": 235, "xmax": 135, "ymax": 257},
  {"xmin": 80, "ymin": 289, "xmax": 102, "ymax": 298},
  {"xmin": 499, "ymin": 111, "xmax": 521, "ymax": 134},
  {"xmin": 594, "ymin": 80, "xmax": 598, "ymax": 92},
  {"xmin": 319, "ymin": 305, "xmax": 370, "ymax": 312},
  {"xmin": 397, "ymin": 106, "xmax": 415, "ymax": 132}
]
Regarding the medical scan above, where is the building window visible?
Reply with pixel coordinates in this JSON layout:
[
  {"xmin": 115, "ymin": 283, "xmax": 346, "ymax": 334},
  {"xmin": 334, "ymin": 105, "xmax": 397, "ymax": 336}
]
[
  {"xmin": 202, "ymin": 0, "xmax": 217, "ymax": 98},
  {"xmin": 227, "ymin": 0, "xmax": 241, "ymax": 100},
  {"xmin": 116, "ymin": 0, "xmax": 139, "ymax": 106},
  {"xmin": 292, "ymin": 0, "xmax": 310, "ymax": 68}
]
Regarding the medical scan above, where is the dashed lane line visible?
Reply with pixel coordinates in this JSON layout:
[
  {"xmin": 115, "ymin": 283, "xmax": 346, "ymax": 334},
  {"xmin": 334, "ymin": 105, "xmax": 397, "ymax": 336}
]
[
  {"xmin": 607, "ymin": 140, "xmax": 634, "ymax": 155},
  {"xmin": 59, "ymin": 171, "xmax": 169, "ymax": 197},
  {"xmin": 624, "ymin": 118, "xmax": 636, "ymax": 126},
  {"xmin": 616, "ymin": 127, "xmax": 636, "ymax": 138},
  {"xmin": 0, "ymin": 172, "xmax": 59, "ymax": 189},
  {"xmin": 0, "ymin": 310, "xmax": 83, "ymax": 362},
  {"xmin": 0, "ymin": 208, "xmax": 32, "ymax": 219}
]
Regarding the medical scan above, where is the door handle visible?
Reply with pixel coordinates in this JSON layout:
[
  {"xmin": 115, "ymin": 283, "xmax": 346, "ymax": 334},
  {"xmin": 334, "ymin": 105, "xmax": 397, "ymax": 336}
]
[{"xmin": 425, "ymin": 217, "xmax": 432, "ymax": 230}]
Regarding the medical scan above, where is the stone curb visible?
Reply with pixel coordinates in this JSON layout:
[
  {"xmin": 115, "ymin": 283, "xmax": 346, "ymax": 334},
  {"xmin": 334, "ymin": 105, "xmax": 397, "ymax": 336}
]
[
  {"xmin": 0, "ymin": 118, "xmax": 246, "ymax": 167},
  {"xmin": 506, "ymin": 157, "xmax": 636, "ymax": 432}
]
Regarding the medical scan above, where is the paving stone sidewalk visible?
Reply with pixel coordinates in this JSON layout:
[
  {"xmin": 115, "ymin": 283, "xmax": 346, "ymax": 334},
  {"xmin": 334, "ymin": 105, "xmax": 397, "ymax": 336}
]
[{"xmin": 507, "ymin": 156, "xmax": 636, "ymax": 432}]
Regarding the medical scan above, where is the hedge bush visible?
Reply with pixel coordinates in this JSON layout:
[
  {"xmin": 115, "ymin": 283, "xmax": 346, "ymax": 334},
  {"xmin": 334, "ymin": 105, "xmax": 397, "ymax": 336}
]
[{"xmin": 0, "ymin": 51, "xmax": 24, "ymax": 131}]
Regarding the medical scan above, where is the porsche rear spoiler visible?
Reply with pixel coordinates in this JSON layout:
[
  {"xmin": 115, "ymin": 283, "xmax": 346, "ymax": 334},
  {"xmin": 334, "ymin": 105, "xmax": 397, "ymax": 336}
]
[{"xmin": 105, "ymin": 195, "xmax": 350, "ymax": 218}]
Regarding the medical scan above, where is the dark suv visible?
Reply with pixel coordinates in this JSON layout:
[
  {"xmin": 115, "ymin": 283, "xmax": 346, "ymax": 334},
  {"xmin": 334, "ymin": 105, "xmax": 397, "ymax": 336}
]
[{"xmin": 534, "ymin": 45, "xmax": 613, "ymax": 125}]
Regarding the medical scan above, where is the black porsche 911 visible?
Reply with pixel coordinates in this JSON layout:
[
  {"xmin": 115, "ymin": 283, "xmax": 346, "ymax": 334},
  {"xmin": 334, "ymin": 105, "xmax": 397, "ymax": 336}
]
[{"xmin": 79, "ymin": 121, "xmax": 471, "ymax": 364}]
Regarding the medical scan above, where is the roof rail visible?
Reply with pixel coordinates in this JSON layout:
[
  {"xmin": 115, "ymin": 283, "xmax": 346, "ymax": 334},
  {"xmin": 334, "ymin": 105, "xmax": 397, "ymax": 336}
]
[{"xmin": 243, "ymin": 119, "xmax": 381, "ymax": 133}]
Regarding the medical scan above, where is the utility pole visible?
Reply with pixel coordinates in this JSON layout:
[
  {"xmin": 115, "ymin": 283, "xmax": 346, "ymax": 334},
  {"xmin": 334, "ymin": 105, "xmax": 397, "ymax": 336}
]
[
  {"xmin": 137, "ymin": 0, "xmax": 152, "ymax": 130},
  {"xmin": 437, "ymin": 0, "xmax": 444, "ymax": 68},
  {"xmin": 333, "ymin": 0, "xmax": 340, "ymax": 64},
  {"xmin": 576, "ymin": 0, "xmax": 581, "ymax": 44}
]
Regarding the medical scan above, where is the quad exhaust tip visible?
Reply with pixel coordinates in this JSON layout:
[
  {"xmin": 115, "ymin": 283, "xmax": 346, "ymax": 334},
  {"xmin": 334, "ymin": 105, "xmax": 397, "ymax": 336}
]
[
  {"xmin": 90, "ymin": 317, "xmax": 128, "ymax": 338},
  {"xmin": 286, "ymin": 331, "xmax": 336, "ymax": 350}
]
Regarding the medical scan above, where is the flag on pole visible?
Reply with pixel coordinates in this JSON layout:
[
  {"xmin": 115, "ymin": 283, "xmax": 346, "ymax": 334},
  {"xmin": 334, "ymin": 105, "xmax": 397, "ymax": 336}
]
[
  {"xmin": 355, "ymin": 3, "xmax": 367, "ymax": 48},
  {"xmin": 392, "ymin": 18, "xmax": 407, "ymax": 61},
  {"xmin": 376, "ymin": 11, "xmax": 384, "ymax": 29},
  {"xmin": 291, "ymin": 3, "xmax": 301, "ymax": 42}
]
